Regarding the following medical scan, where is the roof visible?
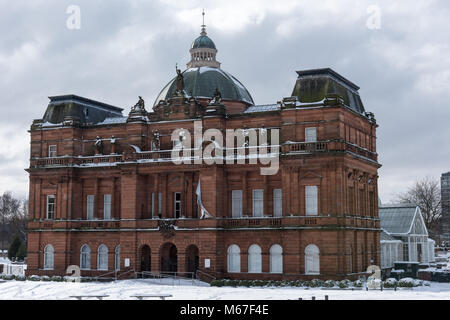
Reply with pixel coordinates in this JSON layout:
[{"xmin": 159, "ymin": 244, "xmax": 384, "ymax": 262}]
[
  {"xmin": 192, "ymin": 35, "xmax": 216, "ymax": 49},
  {"xmin": 380, "ymin": 229, "xmax": 401, "ymax": 242},
  {"xmin": 244, "ymin": 104, "xmax": 280, "ymax": 113},
  {"xmin": 379, "ymin": 205, "xmax": 419, "ymax": 235},
  {"xmin": 42, "ymin": 95, "xmax": 123, "ymax": 125},
  {"xmin": 154, "ymin": 67, "xmax": 254, "ymax": 106},
  {"xmin": 292, "ymin": 68, "xmax": 365, "ymax": 114}
]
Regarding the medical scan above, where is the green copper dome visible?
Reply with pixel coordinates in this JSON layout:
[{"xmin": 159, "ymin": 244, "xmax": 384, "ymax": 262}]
[
  {"xmin": 154, "ymin": 67, "xmax": 254, "ymax": 106},
  {"xmin": 191, "ymin": 35, "xmax": 216, "ymax": 49}
]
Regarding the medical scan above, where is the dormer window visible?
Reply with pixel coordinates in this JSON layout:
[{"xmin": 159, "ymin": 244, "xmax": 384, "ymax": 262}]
[{"xmin": 48, "ymin": 145, "xmax": 57, "ymax": 158}]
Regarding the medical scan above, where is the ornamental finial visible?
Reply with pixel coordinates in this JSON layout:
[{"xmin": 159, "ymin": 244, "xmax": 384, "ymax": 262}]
[{"xmin": 201, "ymin": 9, "xmax": 207, "ymax": 36}]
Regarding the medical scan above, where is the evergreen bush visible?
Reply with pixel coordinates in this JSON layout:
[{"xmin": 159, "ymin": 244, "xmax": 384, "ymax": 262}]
[
  {"xmin": 7, "ymin": 235, "xmax": 21, "ymax": 260},
  {"xmin": 28, "ymin": 275, "xmax": 41, "ymax": 281}
]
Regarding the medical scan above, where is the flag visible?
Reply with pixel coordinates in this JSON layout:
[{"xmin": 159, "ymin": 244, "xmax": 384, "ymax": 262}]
[{"xmin": 196, "ymin": 179, "xmax": 212, "ymax": 219}]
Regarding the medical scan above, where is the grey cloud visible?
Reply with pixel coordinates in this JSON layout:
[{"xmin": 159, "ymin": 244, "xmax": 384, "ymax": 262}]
[{"xmin": 0, "ymin": 0, "xmax": 449, "ymax": 204}]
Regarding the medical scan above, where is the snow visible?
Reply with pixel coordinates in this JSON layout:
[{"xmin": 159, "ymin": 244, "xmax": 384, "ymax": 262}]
[
  {"xmin": 0, "ymin": 257, "xmax": 11, "ymax": 264},
  {"xmin": 1, "ymin": 279, "xmax": 450, "ymax": 300}
]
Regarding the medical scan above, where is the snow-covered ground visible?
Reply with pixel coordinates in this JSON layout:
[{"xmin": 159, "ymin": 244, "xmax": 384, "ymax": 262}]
[{"xmin": 1, "ymin": 279, "xmax": 450, "ymax": 300}]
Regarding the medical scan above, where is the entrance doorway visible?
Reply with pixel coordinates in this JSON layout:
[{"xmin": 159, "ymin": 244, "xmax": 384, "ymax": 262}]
[
  {"xmin": 140, "ymin": 245, "xmax": 151, "ymax": 276},
  {"xmin": 160, "ymin": 243, "xmax": 177, "ymax": 274},
  {"xmin": 186, "ymin": 245, "xmax": 200, "ymax": 278}
]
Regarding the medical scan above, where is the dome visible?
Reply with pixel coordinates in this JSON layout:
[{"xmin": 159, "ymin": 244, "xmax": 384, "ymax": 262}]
[
  {"xmin": 154, "ymin": 66, "xmax": 254, "ymax": 106},
  {"xmin": 192, "ymin": 35, "xmax": 216, "ymax": 49}
]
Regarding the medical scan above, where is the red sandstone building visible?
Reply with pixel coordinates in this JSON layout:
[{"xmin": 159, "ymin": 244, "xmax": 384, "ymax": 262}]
[{"xmin": 26, "ymin": 23, "xmax": 381, "ymax": 281}]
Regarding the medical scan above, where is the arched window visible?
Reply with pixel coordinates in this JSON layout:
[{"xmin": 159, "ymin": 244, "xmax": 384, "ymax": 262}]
[
  {"xmin": 227, "ymin": 245, "xmax": 240, "ymax": 273},
  {"xmin": 248, "ymin": 244, "xmax": 262, "ymax": 273},
  {"xmin": 270, "ymin": 244, "xmax": 283, "ymax": 274},
  {"xmin": 305, "ymin": 244, "xmax": 320, "ymax": 275},
  {"xmin": 115, "ymin": 245, "xmax": 120, "ymax": 271},
  {"xmin": 43, "ymin": 244, "xmax": 54, "ymax": 270},
  {"xmin": 98, "ymin": 244, "xmax": 108, "ymax": 271},
  {"xmin": 80, "ymin": 244, "xmax": 91, "ymax": 270}
]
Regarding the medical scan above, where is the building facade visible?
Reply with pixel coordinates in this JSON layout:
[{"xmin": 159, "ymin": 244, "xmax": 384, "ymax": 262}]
[
  {"xmin": 441, "ymin": 172, "xmax": 450, "ymax": 244},
  {"xmin": 26, "ymin": 24, "xmax": 381, "ymax": 281}
]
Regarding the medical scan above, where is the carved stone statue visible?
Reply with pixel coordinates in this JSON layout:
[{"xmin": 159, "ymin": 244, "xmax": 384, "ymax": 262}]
[
  {"xmin": 151, "ymin": 130, "xmax": 160, "ymax": 151},
  {"xmin": 176, "ymin": 67, "xmax": 184, "ymax": 92},
  {"xmin": 210, "ymin": 87, "xmax": 222, "ymax": 104},
  {"xmin": 94, "ymin": 136, "xmax": 103, "ymax": 154},
  {"xmin": 132, "ymin": 96, "xmax": 145, "ymax": 111}
]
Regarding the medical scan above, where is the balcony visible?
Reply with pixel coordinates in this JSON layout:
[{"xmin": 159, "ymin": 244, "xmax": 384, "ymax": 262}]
[
  {"xmin": 30, "ymin": 140, "xmax": 377, "ymax": 169},
  {"xmin": 27, "ymin": 215, "xmax": 380, "ymax": 231},
  {"xmin": 282, "ymin": 140, "xmax": 377, "ymax": 162}
]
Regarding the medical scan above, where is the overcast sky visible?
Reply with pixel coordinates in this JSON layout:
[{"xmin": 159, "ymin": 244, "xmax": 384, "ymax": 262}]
[{"xmin": 0, "ymin": 0, "xmax": 449, "ymax": 204}]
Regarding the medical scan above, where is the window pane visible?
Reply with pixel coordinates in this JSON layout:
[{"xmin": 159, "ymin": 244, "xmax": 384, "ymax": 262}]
[
  {"xmin": 104, "ymin": 194, "xmax": 111, "ymax": 220},
  {"xmin": 273, "ymin": 189, "xmax": 282, "ymax": 217},
  {"xmin": 232, "ymin": 190, "xmax": 243, "ymax": 218},
  {"xmin": 48, "ymin": 145, "xmax": 57, "ymax": 158},
  {"xmin": 87, "ymin": 195, "xmax": 94, "ymax": 220},
  {"xmin": 174, "ymin": 192, "xmax": 181, "ymax": 218},
  {"xmin": 252, "ymin": 189, "xmax": 264, "ymax": 217},
  {"xmin": 158, "ymin": 192, "xmax": 162, "ymax": 216},
  {"xmin": 152, "ymin": 193, "xmax": 155, "ymax": 218},
  {"xmin": 305, "ymin": 186, "xmax": 318, "ymax": 215},
  {"xmin": 305, "ymin": 128, "xmax": 317, "ymax": 142},
  {"xmin": 47, "ymin": 195, "xmax": 55, "ymax": 219}
]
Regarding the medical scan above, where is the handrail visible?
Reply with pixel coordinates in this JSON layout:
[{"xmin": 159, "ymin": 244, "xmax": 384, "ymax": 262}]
[
  {"xmin": 196, "ymin": 269, "xmax": 216, "ymax": 283},
  {"xmin": 92, "ymin": 270, "xmax": 118, "ymax": 281}
]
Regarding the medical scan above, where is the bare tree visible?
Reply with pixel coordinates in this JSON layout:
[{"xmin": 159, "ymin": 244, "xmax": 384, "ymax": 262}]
[
  {"xmin": 396, "ymin": 177, "xmax": 441, "ymax": 237},
  {"xmin": 0, "ymin": 192, "xmax": 22, "ymax": 257}
]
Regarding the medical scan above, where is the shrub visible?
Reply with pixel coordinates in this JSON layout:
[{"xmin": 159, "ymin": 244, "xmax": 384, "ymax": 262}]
[
  {"xmin": 3, "ymin": 274, "xmax": 15, "ymax": 281},
  {"xmin": 41, "ymin": 275, "xmax": 51, "ymax": 282},
  {"xmin": 28, "ymin": 275, "xmax": 41, "ymax": 281},
  {"xmin": 64, "ymin": 276, "xmax": 78, "ymax": 283},
  {"xmin": 338, "ymin": 280, "xmax": 351, "ymax": 288},
  {"xmin": 383, "ymin": 278, "xmax": 397, "ymax": 288},
  {"xmin": 293, "ymin": 280, "xmax": 304, "ymax": 287},
  {"xmin": 398, "ymin": 278, "xmax": 415, "ymax": 287},
  {"xmin": 323, "ymin": 280, "xmax": 336, "ymax": 288},
  {"xmin": 309, "ymin": 279, "xmax": 324, "ymax": 288},
  {"xmin": 15, "ymin": 275, "xmax": 26, "ymax": 281},
  {"xmin": 353, "ymin": 279, "xmax": 363, "ymax": 287},
  {"xmin": 253, "ymin": 280, "xmax": 267, "ymax": 287},
  {"xmin": 240, "ymin": 280, "xmax": 251, "ymax": 287},
  {"xmin": 16, "ymin": 243, "xmax": 27, "ymax": 261},
  {"xmin": 50, "ymin": 276, "xmax": 63, "ymax": 282},
  {"xmin": 7, "ymin": 235, "xmax": 22, "ymax": 260},
  {"xmin": 211, "ymin": 280, "xmax": 225, "ymax": 287}
]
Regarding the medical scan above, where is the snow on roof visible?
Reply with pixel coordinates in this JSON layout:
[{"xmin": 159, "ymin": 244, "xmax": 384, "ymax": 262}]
[
  {"xmin": 244, "ymin": 104, "xmax": 280, "ymax": 113},
  {"xmin": 97, "ymin": 117, "xmax": 127, "ymax": 125}
]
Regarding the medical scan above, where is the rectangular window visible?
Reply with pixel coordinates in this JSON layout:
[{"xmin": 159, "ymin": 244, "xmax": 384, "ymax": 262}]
[
  {"xmin": 48, "ymin": 145, "xmax": 57, "ymax": 158},
  {"xmin": 158, "ymin": 192, "xmax": 162, "ymax": 217},
  {"xmin": 174, "ymin": 192, "xmax": 181, "ymax": 218},
  {"xmin": 252, "ymin": 189, "xmax": 264, "ymax": 217},
  {"xmin": 305, "ymin": 186, "xmax": 318, "ymax": 216},
  {"xmin": 273, "ymin": 189, "xmax": 282, "ymax": 217},
  {"xmin": 46, "ymin": 195, "xmax": 55, "ymax": 220},
  {"xmin": 87, "ymin": 195, "xmax": 95, "ymax": 220},
  {"xmin": 232, "ymin": 190, "xmax": 243, "ymax": 218},
  {"xmin": 403, "ymin": 243, "xmax": 409, "ymax": 261},
  {"xmin": 103, "ymin": 194, "xmax": 111, "ymax": 220},
  {"xmin": 305, "ymin": 127, "xmax": 317, "ymax": 142},
  {"xmin": 152, "ymin": 193, "xmax": 155, "ymax": 218}
]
